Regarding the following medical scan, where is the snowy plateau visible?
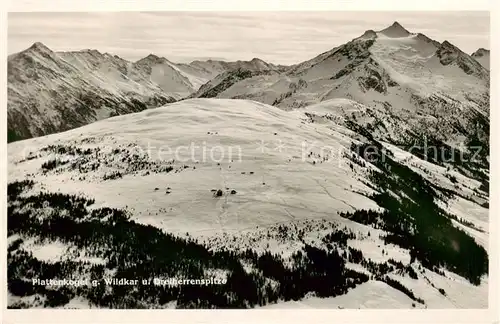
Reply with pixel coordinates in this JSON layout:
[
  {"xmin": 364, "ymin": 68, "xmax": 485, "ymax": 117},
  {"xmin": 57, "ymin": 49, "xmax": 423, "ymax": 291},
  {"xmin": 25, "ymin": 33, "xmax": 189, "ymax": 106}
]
[{"xmin": 7, "ymin": 22, "xmax": 490, "ymax": 309}]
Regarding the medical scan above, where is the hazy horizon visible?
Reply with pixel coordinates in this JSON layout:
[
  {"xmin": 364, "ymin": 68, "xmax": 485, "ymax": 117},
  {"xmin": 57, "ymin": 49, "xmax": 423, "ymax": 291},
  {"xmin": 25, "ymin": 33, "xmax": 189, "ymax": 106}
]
[{"xmin": 8, "ymin": 11, "xmax": 490, "ymax": 65}]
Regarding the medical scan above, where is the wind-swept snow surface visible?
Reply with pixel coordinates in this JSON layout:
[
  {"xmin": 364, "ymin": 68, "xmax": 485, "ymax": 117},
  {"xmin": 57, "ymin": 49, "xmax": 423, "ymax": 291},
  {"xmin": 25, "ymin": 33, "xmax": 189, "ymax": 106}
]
[{"xmin": 8, "ymin": 99, "xmax": 379, "ymax": 234}]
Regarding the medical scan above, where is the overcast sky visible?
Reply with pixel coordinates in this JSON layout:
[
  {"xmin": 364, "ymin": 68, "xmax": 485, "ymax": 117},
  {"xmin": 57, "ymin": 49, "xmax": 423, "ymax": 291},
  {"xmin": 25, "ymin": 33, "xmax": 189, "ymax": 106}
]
[{"xmin": 8, "ymin": 11, "xmax": 489, "ymax": 65}]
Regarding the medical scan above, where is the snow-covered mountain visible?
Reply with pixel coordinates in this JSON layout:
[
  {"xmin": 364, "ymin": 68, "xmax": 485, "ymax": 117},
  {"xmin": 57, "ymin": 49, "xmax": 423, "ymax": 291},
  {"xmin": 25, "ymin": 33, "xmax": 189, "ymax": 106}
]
[
  {"xmin": 191, "ymin": 22, "xmax": 489, "ymax": 154},
  {"xmin": 7, "ymin": 42, "xmax": 180, "ymax": 142},
  {"xmin": 7, "ymin": 21, "xmax": 490, "ymax": 310},
  {"xmin": 7, "ymin": 43, "xmax": 287, "ymax": 143},
  {"xmin": 471, "ymin": 48, "xmax": 490, "ymax": 70}
]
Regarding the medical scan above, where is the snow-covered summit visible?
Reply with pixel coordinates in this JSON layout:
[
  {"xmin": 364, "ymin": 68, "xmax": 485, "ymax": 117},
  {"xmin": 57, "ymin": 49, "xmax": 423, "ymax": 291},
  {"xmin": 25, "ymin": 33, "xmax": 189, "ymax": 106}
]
[{"xmin": 378, "ymin": 21, "xmax": 411, "ymax": 38}]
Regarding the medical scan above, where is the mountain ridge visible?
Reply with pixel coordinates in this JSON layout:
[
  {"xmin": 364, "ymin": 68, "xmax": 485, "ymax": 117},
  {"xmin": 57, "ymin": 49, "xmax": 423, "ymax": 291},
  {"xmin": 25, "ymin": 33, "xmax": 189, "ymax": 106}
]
[{"xmin": 7, "ymin": 42, "xmax": 286, "ymax": 142}]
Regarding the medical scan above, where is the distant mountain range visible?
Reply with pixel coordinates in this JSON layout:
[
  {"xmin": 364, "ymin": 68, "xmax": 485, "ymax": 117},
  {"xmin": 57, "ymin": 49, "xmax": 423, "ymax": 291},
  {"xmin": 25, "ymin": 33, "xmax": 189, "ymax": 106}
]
[
  {"xmin": 8, "ymin": 22, "xmax": 489, "ymax": 144},
  {"xmin": 7, "ymin": 43, "xmax": 285, "ymax": 142}
]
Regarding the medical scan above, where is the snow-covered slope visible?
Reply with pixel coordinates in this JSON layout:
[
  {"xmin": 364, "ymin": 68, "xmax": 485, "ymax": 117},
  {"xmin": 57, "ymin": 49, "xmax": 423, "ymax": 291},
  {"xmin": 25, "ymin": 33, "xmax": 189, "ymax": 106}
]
[
  {"xmin": 8, "ymin": 98, "xmax": 488, "ymax": 309},
  {"xmin": 471, "ymin": 48, "xmax": 490, "ymax": 70}
]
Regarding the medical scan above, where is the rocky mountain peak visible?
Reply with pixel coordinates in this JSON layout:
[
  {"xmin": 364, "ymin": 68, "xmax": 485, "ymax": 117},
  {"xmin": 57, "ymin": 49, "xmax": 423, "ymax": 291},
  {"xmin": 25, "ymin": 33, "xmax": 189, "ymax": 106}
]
[
  {"xmin": 472, "ymin": 48, "xmax": 489, "ymax": 57},
  {"xmin": 8, "ymin": 42, "xmax": 58, "ymax": 68},
  {"xmin": 437, "ymin": 40, "xmax": 462, "ymax": 61},
  {"xmin": 471, "ymin": 48, "xmax": 490, "ymax": 70},
  {"xmin": 433, "ymin": 40, "xmax": 488, "ymax": 78}
]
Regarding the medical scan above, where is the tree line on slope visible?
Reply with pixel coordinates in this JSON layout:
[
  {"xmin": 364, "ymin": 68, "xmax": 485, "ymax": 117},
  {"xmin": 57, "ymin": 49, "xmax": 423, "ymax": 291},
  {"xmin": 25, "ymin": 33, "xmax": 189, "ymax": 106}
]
[
  {"xmin": 341, "ymin": 132, "xmax": 488, "ymax": 285},
  {"xmin": 8, "ymin": 179, "xmax": 380, "ymax": 309}
]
